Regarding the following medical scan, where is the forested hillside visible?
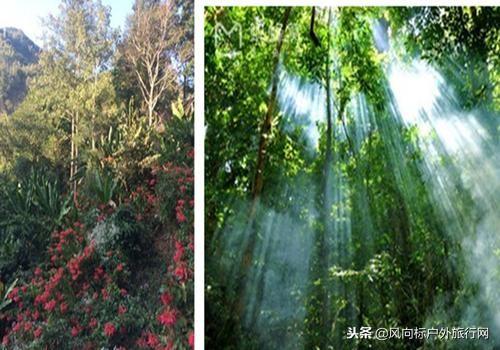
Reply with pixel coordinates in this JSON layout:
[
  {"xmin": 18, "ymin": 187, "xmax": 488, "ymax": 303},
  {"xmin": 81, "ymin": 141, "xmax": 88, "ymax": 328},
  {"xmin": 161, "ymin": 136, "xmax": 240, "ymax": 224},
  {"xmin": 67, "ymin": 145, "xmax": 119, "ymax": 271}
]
[
  {"xmin": 0, "ymin": 0, "xmax": 194, "ymax": 349},
  {"xmin": 0, "ymin": 28, "xmax": 40, "ymax": 114},
  {"xmin": 205, "ymin": 7, "xmax": 499, "ymax": 349}
]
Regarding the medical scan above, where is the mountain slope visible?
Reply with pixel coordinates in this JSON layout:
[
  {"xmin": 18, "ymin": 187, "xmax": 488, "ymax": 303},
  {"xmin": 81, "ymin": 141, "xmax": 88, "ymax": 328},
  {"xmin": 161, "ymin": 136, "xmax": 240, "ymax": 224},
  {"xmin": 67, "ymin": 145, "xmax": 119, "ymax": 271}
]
[{"xmin": 0, "ymin": 28, "xmax": 40, "ymax": 114}]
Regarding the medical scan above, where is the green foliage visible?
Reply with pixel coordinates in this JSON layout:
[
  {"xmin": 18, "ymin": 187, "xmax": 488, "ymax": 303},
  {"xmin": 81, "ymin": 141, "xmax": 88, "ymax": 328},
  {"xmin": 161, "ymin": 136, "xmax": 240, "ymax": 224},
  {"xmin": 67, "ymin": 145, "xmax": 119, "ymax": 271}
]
[
  {"xmin": 205, "ymin": 6, "xmax": 496, "ymax": 349},
  {"xmin": 0, "ymin": 279, "xmax": 18, "ymax": 314},
  {"xmin": 89, "ymin": 206, "xmax": 149, "ymax": 263},
  {"xmin": 389, "ymin": 7, "xmax": 500, "ymax": 110},
  {"xmin": 0, "ymin": 0, "xmax": 193, "ymax": 348},
  {"xmin": 0, "ymin": 171, "xmax": 72, "ymax": 277},
  {"xmin": 160, "ymin": 98, "xmax": 194, "ymax": 165},
  {"xmin": 87, "ymin": 169, "xmax": 119, "ymax": 205}
]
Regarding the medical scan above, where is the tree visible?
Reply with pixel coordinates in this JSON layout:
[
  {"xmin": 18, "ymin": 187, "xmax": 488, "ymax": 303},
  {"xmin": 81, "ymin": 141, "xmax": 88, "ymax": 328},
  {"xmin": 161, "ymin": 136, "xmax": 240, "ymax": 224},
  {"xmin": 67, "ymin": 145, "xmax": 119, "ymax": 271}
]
[
  {"xmin": 0, "ymin": 0, "xmax": 119, "ymax": 197},
  {"xmin": 389, "ymin": 7, "xmax": 500, "ymax": 110},
  {"xmin": 205, "ymin": 6, "xmax": 481, "ymax": 349},
  {"xmin": 173, "ymin": 0, "xmax": 194, "ymax": 104},
  {"xmin": 252, "ymin": 8, "xmax": 292, "ymax": 203},
  {"xmin": 123, "ymin": 0, "xmax": 181, "ymax": 125}
]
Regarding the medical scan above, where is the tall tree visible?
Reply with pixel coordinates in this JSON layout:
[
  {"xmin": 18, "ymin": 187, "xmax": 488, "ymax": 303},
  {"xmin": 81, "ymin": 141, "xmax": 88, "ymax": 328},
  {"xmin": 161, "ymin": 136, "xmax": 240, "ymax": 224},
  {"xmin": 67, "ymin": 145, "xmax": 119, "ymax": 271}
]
[
  {"xmin": 0, "ymin": 0, "xmax": 118, "ymax": 197},
  {"xmin": 123, "ymin": 0, "xmax": 181, "ymax": 125},
  {"xmin": 251, "ymin": 8, "xmax": 293, "ymax": 203}
]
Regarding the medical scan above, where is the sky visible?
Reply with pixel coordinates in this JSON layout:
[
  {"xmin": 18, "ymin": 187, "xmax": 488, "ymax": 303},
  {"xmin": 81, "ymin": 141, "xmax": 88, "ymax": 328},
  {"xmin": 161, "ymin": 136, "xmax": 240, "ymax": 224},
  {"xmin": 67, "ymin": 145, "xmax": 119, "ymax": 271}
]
[{"xmin": 0, "ymin": 0, "xmax": 135, "ymax": 46}]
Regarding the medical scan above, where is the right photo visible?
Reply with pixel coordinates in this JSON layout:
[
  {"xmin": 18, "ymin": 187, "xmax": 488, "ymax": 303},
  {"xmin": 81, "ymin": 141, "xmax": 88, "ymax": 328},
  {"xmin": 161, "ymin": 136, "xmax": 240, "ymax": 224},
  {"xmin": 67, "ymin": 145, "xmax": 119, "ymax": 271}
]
[{"xmin": 204, "ymin": 6, "xmax": 499, "ymax": 350}]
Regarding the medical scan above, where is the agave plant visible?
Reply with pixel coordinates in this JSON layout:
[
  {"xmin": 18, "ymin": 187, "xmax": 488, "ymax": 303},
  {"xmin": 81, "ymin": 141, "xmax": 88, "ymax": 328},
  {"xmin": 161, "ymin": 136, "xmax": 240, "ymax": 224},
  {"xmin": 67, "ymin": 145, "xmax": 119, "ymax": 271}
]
[
  {"xmin": 31, "ymin": 173, "xmax": 72, "ymax": 227},
  {"xmin": 0, "ymin": 170, "xmax": 72, "ymax": 277},
  {"xmin": 90, "ymin": 169, "xmax": 118, "ymax": 205},
  {"xmin": 2, "ymin": 171, "xmax": 72, "ymax": 228}
]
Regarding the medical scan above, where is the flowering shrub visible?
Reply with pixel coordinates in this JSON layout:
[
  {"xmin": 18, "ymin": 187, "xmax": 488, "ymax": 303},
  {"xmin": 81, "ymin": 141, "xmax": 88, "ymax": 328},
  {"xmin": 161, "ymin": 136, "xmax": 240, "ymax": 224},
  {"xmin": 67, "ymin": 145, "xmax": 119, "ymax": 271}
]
[
  {"xmin": 141, "ymin": 145, "xmax": 194, "ymax": 350},
  {"xmin": 2, "ymin": 224, "xmax": 133, "ymax": 348},
  {"xmin": 154, "ymin": 148, "xmax": 194, "ymax": 229},
  {"xmin": 1, "ymin": 144, "xmax": 194, "ymax": 349}
]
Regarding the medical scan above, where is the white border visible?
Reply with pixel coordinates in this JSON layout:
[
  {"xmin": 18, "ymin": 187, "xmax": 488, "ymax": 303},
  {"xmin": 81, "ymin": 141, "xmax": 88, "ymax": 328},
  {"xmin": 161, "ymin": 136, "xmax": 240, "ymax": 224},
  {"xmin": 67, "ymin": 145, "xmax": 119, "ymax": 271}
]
[
  {"xmin": 193, "ymin": 1, "xmax": 499, "ymax": 349},
  {"xmin": 194, "ymin": 0, "xmax": 205, "ymax": 348}
]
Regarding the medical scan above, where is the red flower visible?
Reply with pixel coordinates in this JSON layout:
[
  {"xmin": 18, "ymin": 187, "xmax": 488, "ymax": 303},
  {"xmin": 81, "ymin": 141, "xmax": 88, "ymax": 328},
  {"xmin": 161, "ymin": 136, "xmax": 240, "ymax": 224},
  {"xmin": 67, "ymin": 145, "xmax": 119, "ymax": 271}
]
[
  {"xmin": 189, "ymin": 330, "xmax": 194, "ymax": 348},
  {"xmin": 174, "ymin": 242, "xmax": 184, "ymax": 263},
  {"xmin": 94, "ymin": 266, "xmax": 105, "ymax": 280},
  {"xmin": 60, "ymin": 302, "xmax": 68, "ymax": 314},
  {"xmin": 12, "ymin": 322, "xmax": 21, "ymax": 332},
  {"xmin": 174, "ymin": 264, "xmax": 189, "ymax": 281},
  {"xmin": 67, "ymin": 256, "xmax": 82, "ymax": 280},
  {"xmin": 89, "ymin": 318, "xmax": 98, "ymax": 328},
  {"xmin": 146, "ymin": 332, "xmax": 159, "ymax": 347},
  {"xmin": 44, "ymin": 299, "xmax": 57, "ymax": 312},
  {"xmin": 104, "ymin": 322, "xmax": 116, "ymax": 337},
  {"xmin": 33, "ymin": 327, "xmax": 43, "ymax": 338},
  {"xmin": 157, "ymin": 309, "xmax": 176, "ymax": 326},
  {"xmin": 116, "ymin": 263, "xmax": 124, "ymax": 272},
  {"xmin": 71, "ymin": 326, "xmax": 81, "ymax": 337},
  {"xmin": 7, "ymin": 287, "xmax": 19, "ymax": 299},
  {"xmin": 160, "ymin": 292, "xmax": 173, "ymax": 305},
  {"xmin": 84, "ymin": 245, "xmax": 95, "ymax": 257},
  {"xmin": 101, "ymin": 288, "xmax": 109, "ymax": 300},
  {"xmin": 35, "ymin": 290, "xmax": 50, "ymax": 306},
  {"xmin": 176, "ymin": 210, "xmax": 187, "ymax": 223},
  {"xmin": 118, "ymin": 305, "xmax": 127, "ymax": 315}
]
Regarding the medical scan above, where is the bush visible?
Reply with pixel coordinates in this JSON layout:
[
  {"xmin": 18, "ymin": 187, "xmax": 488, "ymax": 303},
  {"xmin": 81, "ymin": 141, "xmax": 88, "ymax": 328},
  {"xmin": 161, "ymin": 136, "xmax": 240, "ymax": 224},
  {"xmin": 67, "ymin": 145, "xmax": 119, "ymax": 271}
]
[
  {"xmin": 0, "ymin": 106, "xmax": 194, "ymax": 350},
  {"xmin": 2, "ymin": 205, "xmax": 193, "ymax": 349},
  {"xmin": 89, "ymin": 206, "xmax": 150, "ymax": 263},
  {"xmin": 154, "ymin": 148, "xmax": 194, "ymax": 227},
  {"xmin": 0, "ymin": 171, "xmax": 71, "ymax": 278}
]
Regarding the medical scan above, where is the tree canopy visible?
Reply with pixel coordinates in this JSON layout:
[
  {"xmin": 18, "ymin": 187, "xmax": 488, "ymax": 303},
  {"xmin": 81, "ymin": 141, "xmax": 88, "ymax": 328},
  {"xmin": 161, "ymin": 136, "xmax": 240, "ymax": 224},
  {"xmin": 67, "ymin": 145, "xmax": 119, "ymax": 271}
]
[{"xmin": 205, "ymin": 6, "xmax": 499, "ymax": 349}]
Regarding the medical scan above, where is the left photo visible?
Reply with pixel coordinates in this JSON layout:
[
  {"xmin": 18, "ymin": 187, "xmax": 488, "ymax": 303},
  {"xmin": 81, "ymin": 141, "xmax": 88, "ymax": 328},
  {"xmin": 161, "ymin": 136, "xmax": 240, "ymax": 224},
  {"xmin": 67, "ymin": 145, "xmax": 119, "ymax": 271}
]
[{"xmin": 0, "ymin": 1, "xmax": 193, "ymax": 349}]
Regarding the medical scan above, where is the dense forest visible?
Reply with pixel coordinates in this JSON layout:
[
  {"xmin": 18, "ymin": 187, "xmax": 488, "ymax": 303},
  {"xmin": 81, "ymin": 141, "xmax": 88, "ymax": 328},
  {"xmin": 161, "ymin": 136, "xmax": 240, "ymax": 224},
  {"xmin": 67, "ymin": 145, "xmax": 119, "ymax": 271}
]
[
  {"xmin": 205, "ymin": 7, "xmax": 499, "ymax": 350},
  {"xmin": 0, "ymin": 0, "xmax": 194, "ymax": 349}
]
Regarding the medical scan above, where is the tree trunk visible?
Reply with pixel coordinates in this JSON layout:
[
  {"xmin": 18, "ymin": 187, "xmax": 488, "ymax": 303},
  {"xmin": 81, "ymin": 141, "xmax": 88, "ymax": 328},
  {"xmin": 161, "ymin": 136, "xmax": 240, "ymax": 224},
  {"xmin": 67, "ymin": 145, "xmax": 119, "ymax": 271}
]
[
  {"xmin": 235, "ymin": 7, "xmax": 292, "ymax": 322},
  {"xmin": 251, "ymin": 7, "xmax": 292, "ymax": 204},
  {"xmin": 92, "ymin": 67, "xmax": 98, "ymax": 150},
  {"xmin": 69, "ymin": 111, "xmax": 79, "ymax": 205},
  {"xmin": 310, "ymin": 7, "xmax": 321, "ymax": 47},
  {"xmin": 305, "ymin": 9, "xmax": 333, "ymax": 348},
  {"xmin": 70, "ymin": 112, "xmax": 75, "ymax": 185},
  {"xmin": 75, "ymin": 112, "xmax": 79, "ymax": 203}
]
